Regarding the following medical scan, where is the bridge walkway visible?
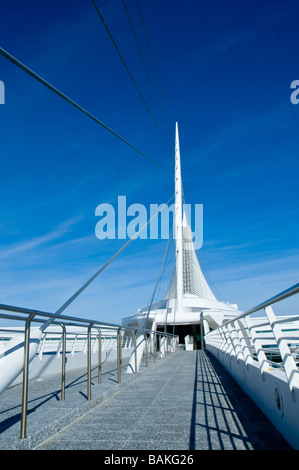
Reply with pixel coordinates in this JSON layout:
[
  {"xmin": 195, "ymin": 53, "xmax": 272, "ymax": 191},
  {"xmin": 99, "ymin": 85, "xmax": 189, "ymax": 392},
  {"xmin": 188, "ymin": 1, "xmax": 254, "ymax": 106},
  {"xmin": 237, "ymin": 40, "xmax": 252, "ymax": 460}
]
[{"xmin": 0, "ymin": 350, "xmax": 291, "ymax": 450}]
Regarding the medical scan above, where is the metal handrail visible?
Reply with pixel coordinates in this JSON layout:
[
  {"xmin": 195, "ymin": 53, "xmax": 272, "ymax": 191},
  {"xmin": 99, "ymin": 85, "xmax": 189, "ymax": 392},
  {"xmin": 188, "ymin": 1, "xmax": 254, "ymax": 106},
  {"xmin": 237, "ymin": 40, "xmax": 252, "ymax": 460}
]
[
  {"xmin": 204, "ymin": 282, "xmax": 299, "ymax": 392},
  {"xmin": 216, "ymin": 283, "xmax": 299, "ymax": 329},
  {"xmin": 0, "ymin": 302, "xmax": 176, "ymax": 439},
  {"xmin": 0, "ymin": 302, "xmax": 174, "ymax": 337}
]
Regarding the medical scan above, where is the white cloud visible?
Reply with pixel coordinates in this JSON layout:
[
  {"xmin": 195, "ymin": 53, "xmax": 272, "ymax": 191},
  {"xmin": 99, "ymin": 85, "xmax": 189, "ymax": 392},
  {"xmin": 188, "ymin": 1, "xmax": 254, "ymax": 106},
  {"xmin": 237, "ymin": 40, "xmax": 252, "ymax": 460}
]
[
  {"xmin": 0, "ymin": 215, "xmax": 83, "ymax": 260},
  {"xmin": 208, "ymin": 252, "xmax": 299, "ymax": 315}
]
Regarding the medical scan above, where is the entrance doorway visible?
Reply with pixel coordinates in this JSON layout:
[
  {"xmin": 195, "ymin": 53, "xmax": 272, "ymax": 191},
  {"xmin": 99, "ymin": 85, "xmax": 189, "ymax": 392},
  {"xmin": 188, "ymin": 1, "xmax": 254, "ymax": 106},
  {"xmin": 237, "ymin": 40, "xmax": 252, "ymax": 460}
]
[{"xmin": 158, "ymin": 324, "xmax": 203, "ymax": 350}]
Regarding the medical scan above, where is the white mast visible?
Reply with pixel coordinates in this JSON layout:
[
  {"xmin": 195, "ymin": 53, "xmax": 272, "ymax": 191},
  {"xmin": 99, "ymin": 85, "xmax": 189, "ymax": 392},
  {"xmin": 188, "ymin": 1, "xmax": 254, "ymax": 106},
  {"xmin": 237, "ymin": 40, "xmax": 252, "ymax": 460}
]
[{"xmin": 174, "ymin": 122, "xmax": 183, "ymax": 314}]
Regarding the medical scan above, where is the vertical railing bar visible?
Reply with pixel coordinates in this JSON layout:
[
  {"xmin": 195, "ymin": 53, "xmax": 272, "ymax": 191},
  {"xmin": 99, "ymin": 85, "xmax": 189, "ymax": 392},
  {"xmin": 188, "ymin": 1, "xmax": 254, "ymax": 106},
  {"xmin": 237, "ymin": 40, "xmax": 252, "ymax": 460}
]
[
  {"xmin": 265, "ymin": 305, "xmax": 299, "ymax": 391},
  {"xmin": 200, "ymin": 323, "xmax": 204, "ymax": 350},
  {"xmin": 219, "ymin": 327, "xmax": 227, "ymax": 353},
  {"xmin": 60, "ymin": 323, "xmax": 66, "ymax": 401},
  {"xmin": 20, "ymin": 313, "xmax": 35, "ymax": 439},
  {"xmin": 134, "ymin": 330, "xmax": 137, "ymax": 373},
  {"xmin": 160, "ymin": 334, "xmax": 162, "ymax": 358},
  {"xmin": 145, "ymin": 333, "xmax": 148, "ymax": 367},
  {"xmin": 97, "ymin": 328, "xmax": 101, "ymax": 384},
  {"xmin": 245, "ymin": 316, "xmax": 270, "ymax": 377},
  {"xmin": 87, "ymin": 322, "xmax": 94, "ymax": 401},
  {"xmin": 117, "ymin": 328, "xmax": 122, "ymax": 383},
  {"xmin": 235, "ymin": 319, "xmax": 250, "ymax": 364},
  {"xmin": 227, "ymin": 323, "xmax": 238, "ymax": 358}
]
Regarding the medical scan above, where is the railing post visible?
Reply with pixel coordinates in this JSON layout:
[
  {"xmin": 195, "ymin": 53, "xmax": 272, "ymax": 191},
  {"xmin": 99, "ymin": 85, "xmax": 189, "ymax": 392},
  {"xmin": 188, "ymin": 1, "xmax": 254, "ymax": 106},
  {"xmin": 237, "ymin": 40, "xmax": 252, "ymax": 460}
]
[
  {"xmin": 218, "ymin": 327, "xmax": 228, "ymax": 354},
  {"xmin": 134, "ymin": 330, "xmax": 137, "ymax": 373},
  {"xmin": 60, "ymin": 324, "xmax": 66, "ymax": 401},
  {"xmin": 97, "ymin": 328, "xmax": 102, "ymax": 384},
  {"xmin": 200, "ymin": 323, "xmax": 204, "ymax": 350},
  {"xmin": 144, "ymin": 334, "xmax": 148, "ymax": 367},
  {"xmin": 216, "ymin": 329, "xmax": 222, "ymax": 352},
  {"xmin": 223, "ymin": 325, "xmax": 234, "ymax": 357},
  {"xmin": 265, "ymin": 305, "xmax": 299, "ymax": 391},
  {"xmin": 227, "ymin": 322, "xmax": 240, "ymax": 359},
  {"xmin": 159, "ymin": 334, "xmax": 164, "ymax": 358},
  {"xmin": 245, "ymin": 316, "xmax": 270, "ymax": 378},
  {"xmin": 87, "ymin": 322, "xmax": 94, "ymax": 401},
  {"xmin": 235, "ymin": 319, "xmax": 252, "ymax": 365},
  {"xmin": 117, "ymin": 328, "xmax": 122, "ymax": 383},
  {"xmin": 20, "ymin": 314, "xmax": 35, "ymax": 439}
]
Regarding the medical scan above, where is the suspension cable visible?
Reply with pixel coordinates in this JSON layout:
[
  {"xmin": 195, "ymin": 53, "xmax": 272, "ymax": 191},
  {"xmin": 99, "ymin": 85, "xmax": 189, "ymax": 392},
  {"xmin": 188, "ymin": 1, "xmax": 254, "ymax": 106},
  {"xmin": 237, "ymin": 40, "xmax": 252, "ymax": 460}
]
[
  {"xmin": 41, "ymin": 194, "xmax": 175, "ymax": 332},
  {"xmin": 135, "ymin": 0, "xmax": 172, "ymax": 137},
  {"xmin": 91, "ymin": 0, "xmax": 170, "ymax": 153},
  {"xmin": 121, "ymin": 0, "xmax": 170, "ymax": 140},
  {"xmin": 0, "ymin": 46, "xmax": 169, "ymax": 173}
]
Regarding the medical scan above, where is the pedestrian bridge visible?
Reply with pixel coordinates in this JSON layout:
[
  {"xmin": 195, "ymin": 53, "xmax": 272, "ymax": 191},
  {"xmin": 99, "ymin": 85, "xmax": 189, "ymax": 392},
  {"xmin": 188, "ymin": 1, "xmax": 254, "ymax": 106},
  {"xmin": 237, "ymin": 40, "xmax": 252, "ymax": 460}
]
[
  {"xmin": 0, "ymin": 349, "xmax": 291, "ymax": 450},
  {"xmin": 0, "ymin": 282, "xmax": 298, "ymax": 450}
]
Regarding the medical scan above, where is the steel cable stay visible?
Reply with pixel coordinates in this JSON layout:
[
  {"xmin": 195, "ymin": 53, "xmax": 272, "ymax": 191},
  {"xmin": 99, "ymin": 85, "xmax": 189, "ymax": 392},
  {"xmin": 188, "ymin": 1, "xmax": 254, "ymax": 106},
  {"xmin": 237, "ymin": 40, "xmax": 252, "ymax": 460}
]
[
  {"xmin": 121, "ymin": 0, "xmax": 171, "ymax": 143},
  {"xmin": 91, "ymin": 0, "xmax": 171, "ymax": 155},
  {"xmin": 143, "ymin": 234, "xmax": 175, "ymax": 312},
  {"xmin": 161, "ymin": 234, "xmax": 177, "ymax": 336},
  {"xmin": 135, "ymin": 0, "xmax": 173, "ymax": 139},
  {"xmin": 155, "ymin": 239, "xmax": 175, "ymax": 302},
  {"xmin": 0, "ymin": 46, "xmax": 170, "ymax": 174},
  {"xmin": 41, "ymin": 194, "xmax": 175, "ymax": 332}
]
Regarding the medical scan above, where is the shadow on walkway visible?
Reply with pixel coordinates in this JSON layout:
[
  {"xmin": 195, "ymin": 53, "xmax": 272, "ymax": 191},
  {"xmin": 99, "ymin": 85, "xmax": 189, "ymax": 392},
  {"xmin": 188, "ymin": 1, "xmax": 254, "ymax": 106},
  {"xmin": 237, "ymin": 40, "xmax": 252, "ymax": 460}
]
[
  {"xmin": 0, "ymin": 359, "xmax": 129, "ymax": 437},
  {"xmin": 189, "ymin": 350, "xmax": 291, "ymax": 450}
]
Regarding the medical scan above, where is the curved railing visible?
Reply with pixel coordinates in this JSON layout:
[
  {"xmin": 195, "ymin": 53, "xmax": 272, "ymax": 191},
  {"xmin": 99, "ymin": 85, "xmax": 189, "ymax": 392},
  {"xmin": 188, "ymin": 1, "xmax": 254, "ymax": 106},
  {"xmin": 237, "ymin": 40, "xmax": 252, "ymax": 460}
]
[{"xmin": 204, "ymin": 283, "xmax": 299, "ymax": 391}]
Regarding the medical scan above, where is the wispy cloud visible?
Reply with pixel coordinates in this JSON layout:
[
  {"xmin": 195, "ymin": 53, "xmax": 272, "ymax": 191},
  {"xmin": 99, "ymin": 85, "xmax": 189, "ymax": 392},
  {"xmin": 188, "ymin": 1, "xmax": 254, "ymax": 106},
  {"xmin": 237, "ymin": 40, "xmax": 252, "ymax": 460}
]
[
  {"xmin": 0, "ymin": 215, "xmax": 83, "ymax": 261},
  {"xmin": 187, "ymin": 108, "xmax": 290, "ymax": 169},
  {"xmin": 206, "ymin": 250, "xmax": 299, "ymax": 314}
]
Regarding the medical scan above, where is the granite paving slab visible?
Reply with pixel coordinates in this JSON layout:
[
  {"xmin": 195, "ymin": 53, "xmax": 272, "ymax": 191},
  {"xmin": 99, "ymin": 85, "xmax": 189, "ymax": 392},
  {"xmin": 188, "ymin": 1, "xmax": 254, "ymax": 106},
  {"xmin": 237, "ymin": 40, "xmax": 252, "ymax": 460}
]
[{"xmin": 34, "ymin": 350, "xmax": 292, "ymax": 451}]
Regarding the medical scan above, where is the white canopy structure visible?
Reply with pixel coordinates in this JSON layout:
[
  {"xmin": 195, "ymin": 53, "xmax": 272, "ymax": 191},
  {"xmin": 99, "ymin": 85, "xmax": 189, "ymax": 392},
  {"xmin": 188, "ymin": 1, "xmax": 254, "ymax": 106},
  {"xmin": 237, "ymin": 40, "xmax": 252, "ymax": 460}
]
[{"xmin": 122, "ymin": 123, "xmax": 241, "ymax": 348}]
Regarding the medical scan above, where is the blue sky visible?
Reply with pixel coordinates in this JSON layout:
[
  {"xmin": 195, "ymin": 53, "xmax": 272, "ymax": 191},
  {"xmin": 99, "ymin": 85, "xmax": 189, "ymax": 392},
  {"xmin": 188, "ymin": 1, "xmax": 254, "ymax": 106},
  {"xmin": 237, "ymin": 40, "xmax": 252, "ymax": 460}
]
[{"xmin": 0, "ymin": 0, "xmax": 298, "ymax": 324}]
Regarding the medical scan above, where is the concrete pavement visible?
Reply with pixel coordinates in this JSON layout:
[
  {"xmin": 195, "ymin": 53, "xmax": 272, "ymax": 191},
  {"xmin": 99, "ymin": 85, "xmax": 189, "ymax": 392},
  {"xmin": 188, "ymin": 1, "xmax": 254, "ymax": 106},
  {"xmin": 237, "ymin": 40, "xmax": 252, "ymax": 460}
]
[{"xmin": 32, "ymin": 350, "xmax": 292, "ymax": 450}]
